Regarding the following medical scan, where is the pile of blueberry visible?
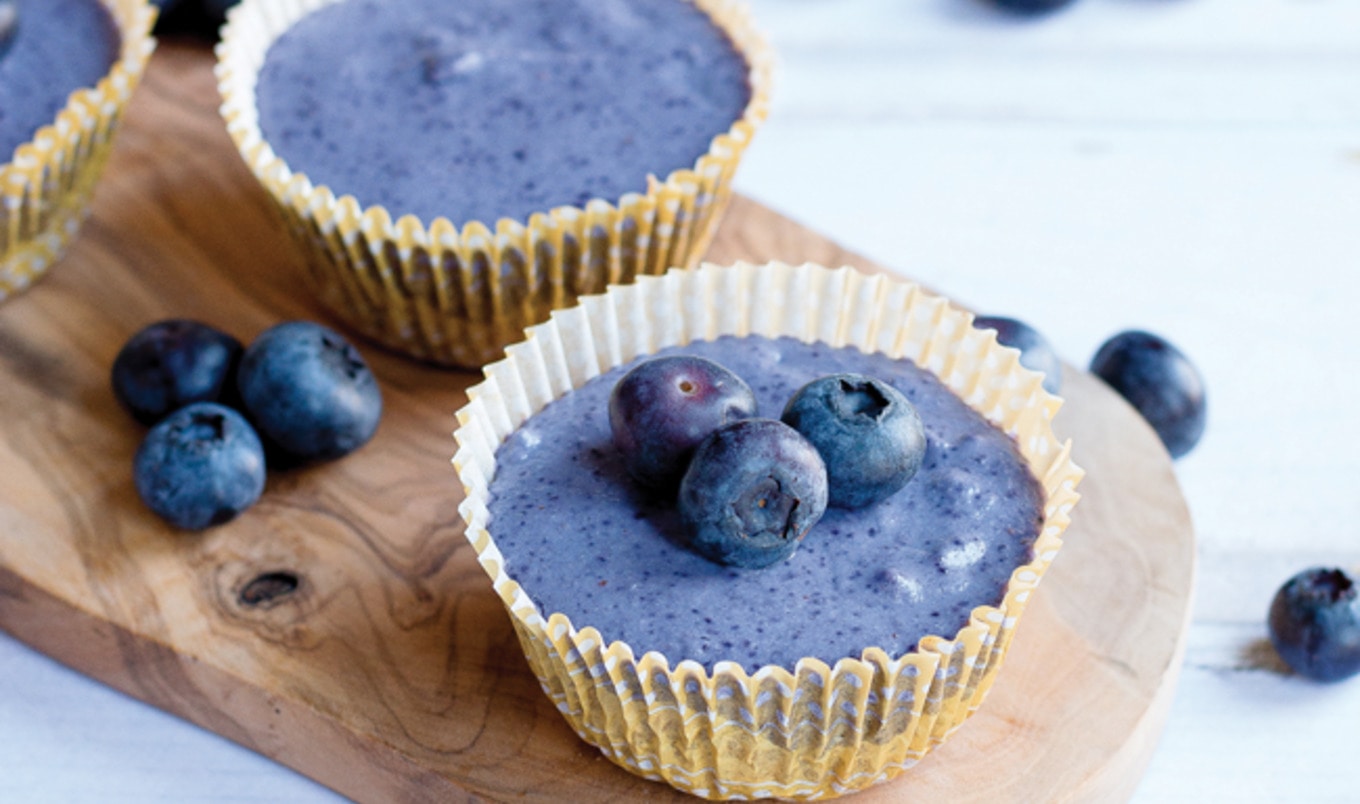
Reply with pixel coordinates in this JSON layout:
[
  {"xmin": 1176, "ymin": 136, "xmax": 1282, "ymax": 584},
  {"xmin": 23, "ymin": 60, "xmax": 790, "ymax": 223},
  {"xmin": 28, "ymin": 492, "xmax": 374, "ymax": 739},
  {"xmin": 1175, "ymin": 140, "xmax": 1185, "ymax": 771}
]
[
  {"xmin": 607, "ymin": 317, "xmax": 1208, "ymax": 570},
  {"xmin": 609, "ymin": 356, "xmax": 926, "ymax": 569},
  {"xmin": 113, "ymin": 319, "xmax": 382, "ymax": 530}
]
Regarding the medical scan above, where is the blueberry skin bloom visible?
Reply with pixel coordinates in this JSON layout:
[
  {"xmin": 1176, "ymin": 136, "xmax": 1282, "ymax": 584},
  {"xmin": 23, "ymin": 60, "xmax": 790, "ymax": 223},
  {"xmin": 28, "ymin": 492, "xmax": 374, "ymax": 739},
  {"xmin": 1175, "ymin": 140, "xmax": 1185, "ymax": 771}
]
[
  {"xmin": 134, "ymin": 402, "xmax": 266, "ymax": 530},
  {"xmin": 781, "ymin": 374, "xmax": 926, "ymax": 510},
  {"xmin": 237, "ymin": 321, "xmax": 382, "ymax": 464},
  {"xmin": 609, "ymin": 355, "xmax": 757, "ymax": 493},
  {"xmin": 974, "ymin": 315, "xmax": 1063, "ymax": 395},
  {"xmin": 1268, "ymin": 568, "xmax": 1360, "ymax": 683},
  {"xmin": 112, "ymin": 319, "xmax": 243, "ymax": 426},
  {"xmin": 1089, "ymin": 330, "xmax": 1206, "ymax": 460},
  {"xmin": 678, "ymin": 419, "xmax": 829, "ymax": 569}
]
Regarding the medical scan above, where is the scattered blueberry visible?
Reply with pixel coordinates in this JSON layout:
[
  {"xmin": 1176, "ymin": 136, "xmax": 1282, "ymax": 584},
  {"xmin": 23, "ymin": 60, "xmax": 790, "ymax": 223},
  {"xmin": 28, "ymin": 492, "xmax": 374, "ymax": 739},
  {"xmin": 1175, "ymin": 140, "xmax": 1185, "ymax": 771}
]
[
  {"xmin": 781, "ymin": 374, "xmax": 926, "ymax": 510},
  {"xmin": 1089, "ymin": 330, "xmax": 1206, "ymax": 459},
  {"xmin": 133, "ymin": 402, "xmax": 266, "ymax": 530},
  {"xmin": 236, "ymin": 321, "xmax": 382, "ymax": 465},
  {"xmin": 974, "ymin": 315, "xmax": 1063, "ymax": 395},
  {"xmin": 677, "ymin": 419, "xmax": 828, "ymax": 569},
  {"xmin": 111, "ymin": 319, "xmax": 243, "ymax": 426},
  {"xmin": 1267, "ymin": 568, "xmax": 1360, "ymax": 683},
  {"xmin": 0, "ymin": 3, "xmax": 16, "ymax": 60},
  {"xmin": 987, "ymin": 0, "xmax": 1079, "ymax": 16},
  {"xmin": 609, "ymin": 355, "xmax": 757, "ymax": 493}
]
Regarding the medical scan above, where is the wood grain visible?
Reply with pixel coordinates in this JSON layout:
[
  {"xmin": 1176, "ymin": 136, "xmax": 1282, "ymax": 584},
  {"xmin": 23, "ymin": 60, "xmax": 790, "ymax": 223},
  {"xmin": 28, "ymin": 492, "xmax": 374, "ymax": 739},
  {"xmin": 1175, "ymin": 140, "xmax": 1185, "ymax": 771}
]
[{"xmin": 0, "ymin": 43, "xmax": 1194, "ymax": 802}]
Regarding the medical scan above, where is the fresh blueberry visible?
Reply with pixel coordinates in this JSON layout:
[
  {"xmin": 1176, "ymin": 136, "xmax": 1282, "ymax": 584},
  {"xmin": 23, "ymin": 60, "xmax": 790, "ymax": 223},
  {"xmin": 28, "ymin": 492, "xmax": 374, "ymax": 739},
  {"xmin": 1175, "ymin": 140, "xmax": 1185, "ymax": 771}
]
[
  {"xmin": 0, "ymin": 2, "xmax": 17, "ymax": 60},
  {"xmin": 974, "ymin": 315, "xmax": 1063, "ymax": 395},
  {"xmin": 134, "ymin": 402, "xmax": 265, "ymax": 530},
  {"xmin": 1089, "ymin": 330, "xmax": 1206, "ymax": 459},
  {"xmin": 987, "ymin": 0, "xmax": 1079, "ymax": 15},
  {"xmin": 609, "ymin": 355, "xmax": 757, "ymax": 493},
  {"xmin": 236, "ymin": 321, "xmax": 382, "ymax": 465},
  {"xmin": 677, "ymin": 418, "xmax": 828, "ymax": 569},
  {"xmin": 112, "ymin": 319, "xmax": 244, "ymax": 426},
  {"xmin": 781, "ymin": 374, "xmax": 926, "ymax": 510},
  {"xmin": 1267, "ymin": 567, "xmax": 1360, "ymax": 683}
]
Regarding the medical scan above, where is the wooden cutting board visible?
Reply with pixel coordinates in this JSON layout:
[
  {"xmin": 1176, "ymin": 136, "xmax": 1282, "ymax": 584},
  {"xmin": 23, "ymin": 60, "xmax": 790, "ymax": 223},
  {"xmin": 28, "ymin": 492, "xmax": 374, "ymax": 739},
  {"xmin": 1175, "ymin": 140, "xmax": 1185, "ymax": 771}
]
[{"xmin": 0, "ymin": 43, "xmax": 1195, "ymax": 802}]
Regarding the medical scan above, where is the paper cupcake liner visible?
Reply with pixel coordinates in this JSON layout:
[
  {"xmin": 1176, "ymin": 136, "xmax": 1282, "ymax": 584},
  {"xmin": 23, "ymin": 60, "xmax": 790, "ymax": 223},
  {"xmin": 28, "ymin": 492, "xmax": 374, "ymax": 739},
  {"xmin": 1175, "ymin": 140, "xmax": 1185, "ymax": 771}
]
[
  {"xmin": 216, "ymin": 0, "xmax": 772, "ymax": 368},
  {"xmin": 453, "ymin": 262, "xmax": 1084, "ymax": 800},
  {"xmin": 0, "ymin": 0, "xmax": 156, "ymax": 301}
]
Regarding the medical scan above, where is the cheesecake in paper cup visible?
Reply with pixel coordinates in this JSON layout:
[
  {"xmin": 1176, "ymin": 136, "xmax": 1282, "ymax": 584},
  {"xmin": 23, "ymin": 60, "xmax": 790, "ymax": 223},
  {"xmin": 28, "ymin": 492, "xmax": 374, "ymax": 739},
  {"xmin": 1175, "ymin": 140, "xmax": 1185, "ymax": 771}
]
[
  {"xmin": 215, "ymin": 0, "xmax": 772, "ymax": 368},
  {"xmin": 0, "ymin": 0, "xmax": 156, "ymax": 301},
  {"xmin": 452, "ymin": 261, "xmax": 1084, "ymax": 799}
]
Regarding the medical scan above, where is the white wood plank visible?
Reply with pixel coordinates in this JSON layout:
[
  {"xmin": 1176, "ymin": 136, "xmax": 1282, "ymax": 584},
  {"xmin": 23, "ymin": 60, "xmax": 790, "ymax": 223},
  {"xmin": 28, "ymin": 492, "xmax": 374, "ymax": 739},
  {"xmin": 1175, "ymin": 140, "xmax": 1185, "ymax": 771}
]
[
  {"xmin": 1189, "ymin": 551, "xmax": 1360, "ymax": 625},
  {"xmin": 745, "ymin": 0, "xmax": 1360, "ymax": 125},
  {"xmin": 1135, "ymin": 623, "xmax": 1360, "ymax": 802},
  {"xmin": 757, "ymin": 54, "xmax": 1360, "ymax": 126},
  {"xmin": 0, "ymin": 632, "xmax": 342, "ymax": 803}
]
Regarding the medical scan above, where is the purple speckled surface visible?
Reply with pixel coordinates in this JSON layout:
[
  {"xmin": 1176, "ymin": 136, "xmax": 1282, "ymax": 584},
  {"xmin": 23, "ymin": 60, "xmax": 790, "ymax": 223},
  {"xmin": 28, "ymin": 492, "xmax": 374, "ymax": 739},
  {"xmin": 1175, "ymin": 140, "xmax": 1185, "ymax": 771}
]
[
  {"xmin": 0, "ymin": 0, "xmax": 120, "ymax": 161},
  {"xmin": 255, "ymin": 0, "xmax": 750, "ymax": 226},
  {"xmin": 488, "ymin": 336, "xmax": 1045, "ymax": 672}
]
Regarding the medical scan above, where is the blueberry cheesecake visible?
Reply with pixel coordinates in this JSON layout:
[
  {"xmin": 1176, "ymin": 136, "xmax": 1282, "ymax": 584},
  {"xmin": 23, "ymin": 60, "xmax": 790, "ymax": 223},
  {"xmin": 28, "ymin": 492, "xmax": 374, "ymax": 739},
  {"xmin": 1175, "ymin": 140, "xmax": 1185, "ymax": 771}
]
[
  {"xmin": 454, "ymin": 262, "xmax": 1083, "ymax": 799},
  {"xmin": 217, "ymin": 0, "xmax": 771, "ymax": 367},
  {"xmin": 1, "ymin": 0, "xmax": 155, "ymax": 300},
  {"xmin": 0, "ymin": 0, "xmax": 120, "ymax": 159}
]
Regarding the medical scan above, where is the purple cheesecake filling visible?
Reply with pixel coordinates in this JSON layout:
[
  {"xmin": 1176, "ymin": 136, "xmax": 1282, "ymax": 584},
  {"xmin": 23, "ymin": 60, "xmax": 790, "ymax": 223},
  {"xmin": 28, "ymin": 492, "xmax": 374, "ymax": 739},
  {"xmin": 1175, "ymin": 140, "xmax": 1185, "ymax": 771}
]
[
  {"xmin": 255, "ymin": 0, "xmax": 751, "ymax": 226},
  {"xmin": 0, "ymin": 0, "xmax": 120, "ymax": 161},
  {"xmin": 488, "ymin": 336, "xmax": 1046, "ymax": 672}
]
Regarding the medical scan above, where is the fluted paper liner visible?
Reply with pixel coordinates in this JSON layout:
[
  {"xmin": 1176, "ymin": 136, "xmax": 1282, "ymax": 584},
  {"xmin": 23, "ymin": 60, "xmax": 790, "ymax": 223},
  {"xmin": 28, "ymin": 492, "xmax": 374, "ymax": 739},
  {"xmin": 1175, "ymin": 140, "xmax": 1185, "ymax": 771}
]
[
  {"xmin": 215, "ymin": 0, "xmax": 772, "ymax": 368},
  {"xmin": 0, "ymin": 0, "xmax": 156, "ymax": 301},
  {"xmin": 452, "ymin": 262, "xmax": 1084, "ymax": 799}
]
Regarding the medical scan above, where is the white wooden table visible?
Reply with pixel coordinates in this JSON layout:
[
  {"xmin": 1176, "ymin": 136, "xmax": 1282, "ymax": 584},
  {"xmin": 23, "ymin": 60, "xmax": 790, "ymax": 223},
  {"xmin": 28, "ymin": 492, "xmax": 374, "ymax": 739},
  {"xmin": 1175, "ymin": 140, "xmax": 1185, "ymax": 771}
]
[{"xmin": 3, "ymin": 0, "xmax": 1359, "ymax": 799}]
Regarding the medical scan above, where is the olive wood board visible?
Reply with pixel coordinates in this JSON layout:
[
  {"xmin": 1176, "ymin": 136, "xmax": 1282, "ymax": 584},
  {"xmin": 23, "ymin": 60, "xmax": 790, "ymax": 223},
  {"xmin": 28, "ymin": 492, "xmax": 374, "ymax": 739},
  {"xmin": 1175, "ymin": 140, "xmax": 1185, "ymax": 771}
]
[{"xmin": 0, "ymin": 43, "xmax": 1195, "ymax": 802}]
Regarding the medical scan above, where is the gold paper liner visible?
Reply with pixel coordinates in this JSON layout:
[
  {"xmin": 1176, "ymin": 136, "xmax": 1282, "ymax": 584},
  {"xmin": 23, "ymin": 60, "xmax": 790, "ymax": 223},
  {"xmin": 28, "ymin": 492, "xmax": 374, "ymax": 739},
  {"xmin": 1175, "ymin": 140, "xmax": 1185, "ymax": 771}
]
[
  {"xmin": 453, "ymin": 262, "xmax": 1085, "ymax": 800},
  {"xmin": 0, "ymin": 0, "xmax": 157, "ymax": 301},
  {"xmin": 215, "ymin": 0, "xmax": 772, "ymax": 368}
]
